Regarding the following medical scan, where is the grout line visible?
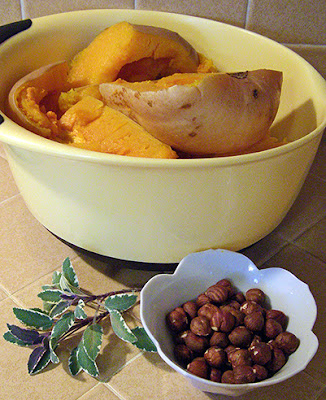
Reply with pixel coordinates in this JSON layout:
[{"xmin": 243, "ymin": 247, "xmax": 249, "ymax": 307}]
[
  {"xmin": 244, "ymin": 0, "xmax": 252, "ymax": 29},
  {"xmin": 20, "ymin": 0, "xmax": 27, "ymax": 20}
]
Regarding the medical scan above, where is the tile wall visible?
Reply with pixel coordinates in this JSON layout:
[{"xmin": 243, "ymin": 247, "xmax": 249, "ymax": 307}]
[{"xmin": 0, "ymin": 0, "xmax": 325, "ymax": 79}]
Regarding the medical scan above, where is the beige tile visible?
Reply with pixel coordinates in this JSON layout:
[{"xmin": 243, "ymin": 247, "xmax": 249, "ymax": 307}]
[
  {"xmin": 274, "ymin": 173, "xmax": 326, "ymax": 242},
  {"xmin": 0, "ymin": 195, "xmax": 77, "ymax": 294},
  {"xmin": 286, "ymin": 45, "xmax": 326, "ymax": 80},
  {"xmin": 241, "ymin": 230, "xmax": 287, "ymax": 267},
  {"xmin": 0, "ymin": 157, "xmax": 19, "ymax": 203},
  {"xmin": 265, "ymin": 244, "xmax": 326, "ymax": 384},
  {"xmin": 0, "ymin": 285, "xmax": 8, "ymax": 302},
  {"xmin": 135, "ymin": 0, "xmax": 248, "ymax": 27},
  {"xmin": 22, "ymin": 0, "xmax": 134, "ymax": 19},
  {"xmin": 78, "ymin": 384, "xmax": 121, "ymax": 400},
  {"xmin": 0, "ymin": 297, "xmax": 98, "ymax": 400},
  {"xmin": 246, "ymin": 0, "xmax": 326, "ymax": 45},
  {"xmin": 294, "ymin": 216, "xmax": 326, "ymax": 263},
  {"xmin": 0, "ymin": 0, "xmax": 22, "ymax": 25}
]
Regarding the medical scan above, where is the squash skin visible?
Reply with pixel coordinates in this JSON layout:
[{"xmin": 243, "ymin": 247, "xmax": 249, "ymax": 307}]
[
  {"xmin": 67, "ymin": 22, "xmax": 200, "ymax": 87},
  {"xmin": 99, "ymin": 69, "xmax": 283, "ymax": 155}
]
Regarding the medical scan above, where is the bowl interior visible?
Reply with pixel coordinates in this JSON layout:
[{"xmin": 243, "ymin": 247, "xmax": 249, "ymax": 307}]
[
  {"xmin": 0, "ymin": 9, "xmax": 326, "ymax": 150},
  {"xmin": 140, "ymin": 249, "xmax": 318, "ymax": 395}
]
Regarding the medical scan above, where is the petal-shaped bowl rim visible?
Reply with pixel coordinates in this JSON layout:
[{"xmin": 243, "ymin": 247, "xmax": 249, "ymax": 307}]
[{"xmin": 140, "ymin": 249, "xmax": 318, "ymax": 396}]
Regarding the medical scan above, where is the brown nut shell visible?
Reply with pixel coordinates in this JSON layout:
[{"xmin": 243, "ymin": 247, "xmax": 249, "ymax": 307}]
[
  {"xmin": 274, "ymin": 331, "xmax": 300, "ymax": 354},
  {"xmin": 228, "ymin": 326, "xmax": 253, "ymax": 348},
  {"xmin": 204, "ymin": 346, "xmax": 226, "ymax": 368},
  {"xmin": 190, "ymin": 316, "xmax": 212, "ymax": 336},
  {"xmin": 187, "ymin": 357, "xmax": 209, "ymax": 379},
  {"xmin": 233, "ymin": 365, "xmax": 256, "ymax": 384}
]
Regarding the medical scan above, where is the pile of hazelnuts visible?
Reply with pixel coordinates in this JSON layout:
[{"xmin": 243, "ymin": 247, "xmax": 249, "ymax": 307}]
[{"xmin": 166, "ymin": 278, "xmax": 300, "ymax": 384}]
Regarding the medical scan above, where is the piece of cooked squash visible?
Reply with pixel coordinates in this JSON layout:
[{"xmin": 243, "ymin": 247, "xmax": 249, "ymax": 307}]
[
  {"xmin": 7, "ymin": 61, "xmax": 70, "ymax": 139},
  {"xmin": 67, "ymin": 22, "xmax": 200, "ymax": 86},
  {"xmin": 99, "ymin": 69, "xmax": 283, "ymax": 155},
  {"xmin": 59, "ymin": 95, "xmax": 178, "ymax": 158}
]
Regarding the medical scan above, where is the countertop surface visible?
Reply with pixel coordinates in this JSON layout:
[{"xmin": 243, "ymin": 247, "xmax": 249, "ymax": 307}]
[{"xmin": 0, "ymin": 134, "xmax": 325, "ymax": 400}]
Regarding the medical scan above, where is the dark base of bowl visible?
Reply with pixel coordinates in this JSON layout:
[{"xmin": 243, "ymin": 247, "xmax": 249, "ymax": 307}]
[{"xmin": 53, "ymin": 233, "xmax": 178, "ymax": 271}]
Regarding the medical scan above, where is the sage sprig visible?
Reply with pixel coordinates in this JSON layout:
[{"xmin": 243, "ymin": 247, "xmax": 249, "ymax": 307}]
[{"xmin": 4, "ymin": 257, "xmax": 156, "ymax": 377}]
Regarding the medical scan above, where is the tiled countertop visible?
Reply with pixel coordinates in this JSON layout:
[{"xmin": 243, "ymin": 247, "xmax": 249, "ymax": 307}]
[{"xmin": 0, "ymin": 133, "xmax": 325, "ymax": 400}]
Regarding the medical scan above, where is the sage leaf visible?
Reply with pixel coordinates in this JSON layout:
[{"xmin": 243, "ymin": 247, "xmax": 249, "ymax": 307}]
[
  {"xmin": 74, "ymin": 300, "xmax": 87, "ymax": 320},
  {"xmin": 51, "ymin": 311, "xmax": 75, "ymax": 340},
  {"xmin": 28, "ymin": 345, "xmax": 51, "ymax": 375},
  {"xmin": 49, "ymin": 300, "xmax": 71, "ymax": 318},
  {"xmin": 109, "ymin": 310, "xmax": 137, "ymax": 344},
  {"xmin": 13, "ymin": 308, "xmax": 53, "ymax": 330},
  {"xmin": 37, "ymin": 289, "xmax": 63, "ymax": 304},
  {"xmin": 6, "ymin": 324, "xmax": 43, "ymax": 345},
  {"xmin": 49, "ymin": 340, "xmax": 60, "ymax": 364},
  {"xmin": 62, "ymin": 258, "xmax": 79, "ymax": 288},
  {"xmin": 131, "ymin": 327, "xmax": 157, "ymax": 352},
  {"xmin": 3, "ymin": 331, "xmax": 33, "ymax": 347},
  {"xmin": 52, "ymin": 270, "xmax": 62, "ymax": 286},
  {"xmin": 82, "ymin": 324, "xmax": 103, "ymax": 361},
  {"xmin": 68, "ymin": 347, "xmax": 82, "ymax": 376},
  {"xmin": 104, "ymin": 293, "xmax": 137, "ymax": 312},
  {"xmin": 77, "ymin": 342, "xmax": 99, "ymax": 377}
]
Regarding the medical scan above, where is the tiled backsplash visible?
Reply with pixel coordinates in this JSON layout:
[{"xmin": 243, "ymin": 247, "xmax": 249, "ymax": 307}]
[{"xmin": 1, "ymin": 0, "xmax": 326, "ymax": 79}]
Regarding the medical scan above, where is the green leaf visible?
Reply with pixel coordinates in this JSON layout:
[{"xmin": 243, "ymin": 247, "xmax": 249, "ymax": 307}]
[
  {"xmin": 52, "ymin": 270, "xmax": 62, "ymax": 286},
  {"xmin": 3, "ymin": 331, "xmax": 33, "ymax": 347},
  {"xmin": 68, "ymin": 347, "xmax": 82, "ymax": 376},
  {"xmin": 74, "ymin": 300, "xmax": 87, "ymax": 320},
  {"xmin": 28, "ymin": 345, "xmax": 51, "ymax": 375},
  {"xmin": 49, "ymin": 300, "xmax": 71, "ymax": 318},
  {"xmin": 37, "ymin": 289, "xmax": 63, "ymax": 304},
  {"xmin": 13, "ymin": 308, "xmax": 53, "ymax": 330},
  {"xmin": 62, "ymin": 258, "xmax": 79, "ymax": 288},
  {"xmin": 77, "ymin": 342, "xmax": 99, "ymax": 377},
  {"xmin": 131, "ymin": 327, "xmax": 157, "ymax": 352},
  {"xmin": 51, "ymin": 311, "xmax": 75, "ymax": 340},
  {"xmin": 104, "ymin": 293, "xmax": 137, "ymax": 312},
  {"xmin": 49, "ymin": 340, "xmax": 60, "ymax": 364},
  {"xmin": 109, "ymin": 310, "xmax": 137, "ymax": 344},
  {"xmin": 6, "ymin": 324, "xmax": 43, "ymax": 345},
  {"xmin": 82, "ymin": 324, "xmax": 103, "ymax": 361}
]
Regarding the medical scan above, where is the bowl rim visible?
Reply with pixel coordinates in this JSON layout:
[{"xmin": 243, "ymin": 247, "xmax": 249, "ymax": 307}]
[
  {"xmin": 140, "ymin": 249, "xmax": 319, "ymax": 393},
  {"xmin": 0, "ymin": 9, "xmax": 326, "ymax": 168}
]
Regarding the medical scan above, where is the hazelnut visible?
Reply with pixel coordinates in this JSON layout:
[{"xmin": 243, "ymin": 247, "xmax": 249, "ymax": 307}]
[
  {"xmin": 253, "ymin": 364, "xmax": 268, "ymax": 381},
  {"xmin": 249, "ymin": 335, "xmax": 263, "ymax": 349},
  {"xmin": 210, "ymin": 368, "xmax": 222, "ymax": 382},
  {"xmin": 240, "ymin": 301, "xmax": 264, "ymax": 315},
  {"xmin": 216, "ymin": 278, "xmax": 236, "ymax": 297},
  {"xmin": 190, "ymin": 316, "xmax": 212, "ymax": 336},
  {"xmin": 184, "ymin": 331, "xmax": 209, "ymax": 354},
  {"xmin": 274, "ymin": 331, "xmax": 299, "ymax": 354},
  {"xmin": 229, "ymin": 348, "xmax": 252, "ymax": 368},
  {"xmin": 225, "ymin": 344, "xmax": 239, "ymax": 360},
  {"xmin": 174, "ymin": 344, "xmax": 193, "ymax": 365},
  {"xmin": 221, "ymin": 370, "xmax": 235, "ymax": 384},
  {"xmin": 205, "ymin": 284, "xmax": 229, "ymax": 304},
  {"xmin": 166, "ymin": 307, "xmax": 188, "ymax": 332},
  {"xmin": 228, "ymin": 308, "xmax": 245, "ymax": 327},
  {"xmin": 197, "ymin": 302, "xmax": 219, "ymax": 320},
  {"xmin": 204, "ymin": 346, "xmax": 226, "ymax": 368},
  {"xmin": 187, "ymin": 357, "xmax": 209, "ymax": 379},
  {"xmin": 265, "ymin": 318, "xmax": 283, "ymax": 339},
  {"xmin": 245, "ymin": 288, "xmax": 266, "ymax": 305},
  {"xmin": 173, "ymin": 330, "xmax": 188, "ymax": 344},
  {"xmin": 244, "ymin": 311, "xmax": 265, "ymax": 331},
  {"xmin": 196, "ymin": 293, "xmax": 211, "ymax": 308},
  {"xmin": 211, "ymin": 309, "xmax": 235, "ymax": 333},
  {"xmin": 233, "ymin": 365, "xmax": 256, "ymax": 384},
  {"xmin": 229, "ymin": 326, "xmax": 253, "ymax": 348},
  {"xmin": 266, "ymin": 309, "xmax": 288, "ymax": 330},
  {"xmin": 210, "ymin": 331, "xmax": 229, "ymax": 348},
  {"xmin": 249, "ymin": 342, "xmax": 272, "ymax": 365},
  {"xmin": 233, "ymin": 291, "xmax": 246, "ymax": 304},
  {"xmin": 223, "ymin": 300, "xmax": 241, "ymax": 310},
  {"xmin": 266, "ymin": 347, "xmax": 286, "ymax": 373},
  {"xmin": 182, "ymin": 301, "xmax": 198, "ymax": 320}
]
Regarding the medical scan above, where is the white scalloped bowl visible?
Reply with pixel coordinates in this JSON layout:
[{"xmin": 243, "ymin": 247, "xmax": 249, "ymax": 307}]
[{"xmin": 140, "ymin": 249, "xmax": 318, "ymax": 396}]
